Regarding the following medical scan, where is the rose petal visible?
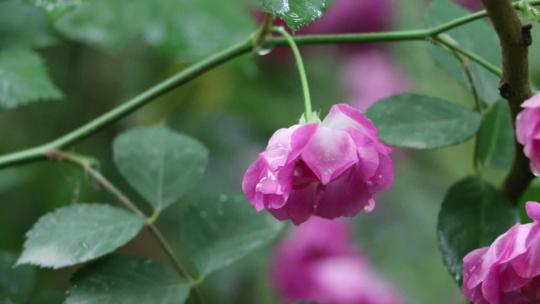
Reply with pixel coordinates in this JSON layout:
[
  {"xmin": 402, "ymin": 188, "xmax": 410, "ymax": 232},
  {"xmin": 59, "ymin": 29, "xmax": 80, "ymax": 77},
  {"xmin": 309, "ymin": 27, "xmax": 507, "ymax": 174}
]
[
  {"xmin": 323, "ymin": 103, "xmax": 379, "ymax": 140},
  {"xmin": 522, "ymin": 94, "xmax": 540, "ymax": 109},
  {"xmin": 315, "ymin": 164, "xmax": 372, "ymax": 219},
  {"xmin": 301, "ymin": 127, "xmax": 358, "ymax": 185},
  {"xmin": 527, "ymin": 202, "xmax": 540, "ymax": 222},
  {"xmin": 268, "ymin": 182, "xmax": 318, "ymax": 225}
]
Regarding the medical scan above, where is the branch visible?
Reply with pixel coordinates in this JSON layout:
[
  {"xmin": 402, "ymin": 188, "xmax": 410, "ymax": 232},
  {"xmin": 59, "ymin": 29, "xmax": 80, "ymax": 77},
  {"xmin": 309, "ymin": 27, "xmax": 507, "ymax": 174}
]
[
  {"xmin": 482, "ymin": 0, "xmax": 534, "ymax": 204},
  {"xmin": 434, "ymin": 35, "xmax": 502, "ymax": 77},
  {"xmin": 1, "ymin": 2, "xmax": 536, "ymax": 170},
  {"xmin": 48, "ymin": 150, "xmax": 205, "ymax": 301}
]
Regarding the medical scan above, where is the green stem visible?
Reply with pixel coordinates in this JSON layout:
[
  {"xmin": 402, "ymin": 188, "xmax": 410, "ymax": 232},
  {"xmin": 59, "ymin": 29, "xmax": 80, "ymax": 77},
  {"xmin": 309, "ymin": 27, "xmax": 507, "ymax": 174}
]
[
  {"xmin": 47, "ymin": 150, "xmax": 146, "ymax": 218},
  {"xmin": 252, "ymin": 13, "xmax": 274, "ymax": 49},
  {"xmin": 272, "ymin": 26, "xmax": 313, "ymax": 121},
  {"xmin": 0, "ymin": 40, "xmax": 253, "ymax": 168},
  {"xmin": 434, "ymin": 35, "xmax": 503, "ymax": 77},
  {"xmin": 47, "ymin": 150, "xmax": 203, "ymax": 300},
  {"xmin": 482, "ymin": 0, "xmax": 535, "ymax": 204},
  {"xmin": 439, "ymin": 41, "xmax": 484, "ymax": 174},
  {"xmin": 3, "ymin": 2, "xmax": 537, "ymax": 169}
]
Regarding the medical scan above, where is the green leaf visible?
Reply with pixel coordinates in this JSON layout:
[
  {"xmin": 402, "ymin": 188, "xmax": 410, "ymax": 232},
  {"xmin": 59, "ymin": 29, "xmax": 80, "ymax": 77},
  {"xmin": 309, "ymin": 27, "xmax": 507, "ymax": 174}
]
[
  {"xmin": 0, "ymin": 49, "xmax": 62, "ymax": 109},
  {"xmin": 165, "ymin": 194, "xmax": 284, "ymax": 279},
  {"xmin": 0, "ymin": 1, "xmax": 57, "ymax": 48},
  {"xmin": 29, "ymin": 290, "xmax": 65, "ymax": 304},
  {"xmin": 0, "ymin": 297, "xmax": 16, "ymax": 304},
  {"xmin": 54, "ymin": 0, "xmax": 255, "ymax": 61},
  {"xmin": 366, "ymin": 93, "xmax": 482, "ymax": 149},
  {"xmin": 260, "ymin": 0, "xmax": 329, "ymax": 31},
  {"xmin": 475, "ymin": 100, "xmax": 516, "ymax": 170},
  {"xmin": 426, "ymin": 0, "xmax": 501, "ymax": 104},
  {"xmin": 17, "ymin": 204, "xmax": 144, "ymax": 269},
  {"xmin": 113, "ymin": 124, "xmax": 208, "ymax": 213},
  {"xmin": 0, "ymin": 169, "xmax": 27, "ymax": 193},
  {"xmin": 66, "ymin": 256, "xmax": 189, "ymax": 304},
  {"xmin": 437, "ymin": 176, "xmax": 517, "ymax": 283},
  {"xmin": 0, "ymin": 251, "xmax": 36, "ymax": 303}
]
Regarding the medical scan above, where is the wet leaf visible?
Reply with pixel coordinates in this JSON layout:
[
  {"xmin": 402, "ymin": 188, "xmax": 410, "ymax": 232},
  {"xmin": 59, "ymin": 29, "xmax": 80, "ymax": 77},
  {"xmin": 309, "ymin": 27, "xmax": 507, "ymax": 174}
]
[
  {"xmin": 260, "ymin": 0, "xmax": 329, "ymax": 31},
  {"xmin": 165, "ymin": 194, "xmax": 284, "ymax": 279},
  {"xmin": 0, "ymin": 49, "xmax": 62, "ymax": 109},
  {"xmin": 437, "ymin": 176, "xmax": 517, "ymax": 283},
  {"xmin": 367, "ymin": 93, "xmax": 481, "ymax": 149},
  {"xmin": 66, "ymin": 256, "xmax": 189, "ymax": 304},
  {"xmin": 113, "ymin": 124, "xmax": 208, "ymax": 213},
  {"xmin": 475, "ymin": 100, "xmax": 515, "ymax": 170},
  {"xmin": 17, "ymin": 204, "xmax": 144, "ymax": 269}
]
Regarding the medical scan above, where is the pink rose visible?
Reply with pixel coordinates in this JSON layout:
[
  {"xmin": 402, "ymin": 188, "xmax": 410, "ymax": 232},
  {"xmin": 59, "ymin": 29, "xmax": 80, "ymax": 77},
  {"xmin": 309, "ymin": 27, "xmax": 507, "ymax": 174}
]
[
  {"xmin": 462, "ymin": 201, "xmax": 540, "ymax": 303},
  {"xmin": 454, "ymin": 0, "xmax": 483, "ymax": 11},
  {"xmin": 516, "ymin": 93, "xmax": 540, "ymax": 175},
  {"xmin": 242, "ymin": 104, "xmax": 393, "ymax": 224},
  {"xmin": 271, "ymin": 217, "xmax": 402, "ymax": 304},
  {"xmin": 342, "ymin": 51, "xmax": 409, "ymax": 112}
]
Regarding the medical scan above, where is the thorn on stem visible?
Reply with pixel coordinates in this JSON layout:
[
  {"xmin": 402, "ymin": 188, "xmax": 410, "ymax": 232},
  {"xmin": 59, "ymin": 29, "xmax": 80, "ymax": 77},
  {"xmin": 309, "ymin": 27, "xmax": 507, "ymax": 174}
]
[
  {"xmin": 499, "ymin": 81, "xmax": 513, "ymax": 99},
  {"xmin": 522, "ymin": 24, "xmax": 533, "ymax": 47},
  {"xmin": 46, "ymin": 149, "xmax": 61, "ymax": 160}
]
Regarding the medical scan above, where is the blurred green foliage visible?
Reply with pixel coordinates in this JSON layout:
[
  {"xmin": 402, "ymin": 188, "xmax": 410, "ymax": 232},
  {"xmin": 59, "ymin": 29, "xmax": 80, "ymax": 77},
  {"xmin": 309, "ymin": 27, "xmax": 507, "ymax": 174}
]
[{"xmin": 1, "ymin": 0, "xmax": 540, "ymax": 303}]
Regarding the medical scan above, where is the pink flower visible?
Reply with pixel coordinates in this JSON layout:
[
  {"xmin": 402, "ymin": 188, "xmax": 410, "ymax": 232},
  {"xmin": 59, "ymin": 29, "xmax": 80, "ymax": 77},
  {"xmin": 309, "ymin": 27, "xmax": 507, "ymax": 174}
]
[
  {"xmin": 516, "ymin": 93, "xmax": 540, "ymax": 175},
  {"xmin": 242, "ymin": 104, "xmax": 393, "ymax": 225},
  {"xmin": 342, "ymin": 51, "xmax": 409, "ymax": 112},
  {"xmin": 462, "ymin": 201, "xmax": 540, "ymax": 304},
  {"xmin": 454, "ymin": 0, "xmax": 483, "ymax": 11},
  {"xmin": 271, "ymin": 217, "xmax": 402, "ymax": 304}
]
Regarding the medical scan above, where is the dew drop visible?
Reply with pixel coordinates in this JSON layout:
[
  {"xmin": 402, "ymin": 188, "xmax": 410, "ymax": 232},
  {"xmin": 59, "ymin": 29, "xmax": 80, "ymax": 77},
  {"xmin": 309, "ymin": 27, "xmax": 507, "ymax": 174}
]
[{"xmin": 254, "ymin": 45, "xmax": 273, "ymax": 56}]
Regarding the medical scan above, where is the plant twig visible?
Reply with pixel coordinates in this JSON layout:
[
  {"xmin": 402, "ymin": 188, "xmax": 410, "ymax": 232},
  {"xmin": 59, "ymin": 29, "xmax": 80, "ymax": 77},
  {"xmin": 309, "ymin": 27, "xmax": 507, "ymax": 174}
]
[
  {"xmin": 441, "ymin": 41, "xmax": 484, "ymax": 173},
  {"xmin": 252, "ymin": 13, "xmax": 274, "ymax": 49},
  {"xmin": 434, "ymin": 35, "xmax": 502, "ymax": 77},
  {"xmin": 47, "ymin": 150, "xmax": 204, "ymax": 302},
  {"xmin": 272, "ymin": 26, "xmax": 313, "ymax": 121},
  {"xmin": 482, "ymin": 0, "xmax": 534, "ymax": 204},
  {"xmin": 2, "ymin": 2, "xmax": 540, "ymax": 170}
]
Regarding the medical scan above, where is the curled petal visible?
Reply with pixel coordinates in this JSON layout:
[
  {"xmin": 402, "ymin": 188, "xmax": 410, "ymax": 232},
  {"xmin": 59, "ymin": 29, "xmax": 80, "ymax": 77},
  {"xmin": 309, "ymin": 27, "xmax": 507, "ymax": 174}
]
[
  {"xmin": 516, "ymin": 93, "xmax": 540, "ymax": 176},
  {"xmin": 242, "ymin": 157, "xmax": 270, "ymax": 211},
  {"xmin": 323, "ymin": 103, "xmax": 379, "ymax": 140},
  {"xmin": 527, "ymin": 202, "xmax": 540, "ymax": 222},
  {"xmin": 315, "ymin": 165, "xmax": 371, "ymax": 219},
  {"xmin": 268, "ymin": 182, "xmax": 318, "ymax": 225},
  {"xmin": 522, "ymin": 94, "xmax": 540, "ymax": 109},
  {"xmin": 301, "ymin": 127, "xmax": 358, "ymax": 185},
  {"xmin": 264, "ymin": 124, "xmax": 318, "ymax": 170}
]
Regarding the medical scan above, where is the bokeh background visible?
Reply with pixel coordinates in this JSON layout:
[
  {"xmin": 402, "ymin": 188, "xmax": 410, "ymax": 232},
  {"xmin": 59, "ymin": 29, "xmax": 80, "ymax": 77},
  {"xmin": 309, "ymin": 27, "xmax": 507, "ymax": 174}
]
[{"xmin": 2, "ymin": 0, "xmax": 540, "ymax": 303}]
